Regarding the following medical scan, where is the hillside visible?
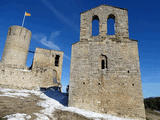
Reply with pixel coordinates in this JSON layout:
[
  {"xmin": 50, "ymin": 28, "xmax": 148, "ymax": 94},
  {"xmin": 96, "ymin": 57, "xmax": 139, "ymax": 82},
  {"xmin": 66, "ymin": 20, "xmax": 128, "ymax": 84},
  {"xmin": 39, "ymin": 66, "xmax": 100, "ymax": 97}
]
[
  {"xmin": 0, "ymin": 87, "xmax": 159, "ymax": 120},
  {"xmin": 144, "ymin": 97, "xmax": 160, "ymax": 120}
]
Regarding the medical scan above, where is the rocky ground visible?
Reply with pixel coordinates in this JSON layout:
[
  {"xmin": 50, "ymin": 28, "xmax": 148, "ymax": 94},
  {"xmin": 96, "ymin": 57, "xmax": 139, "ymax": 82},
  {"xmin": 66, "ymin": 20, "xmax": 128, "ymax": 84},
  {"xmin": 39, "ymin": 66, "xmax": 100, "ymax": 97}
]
[{"xmin": 0, "ymin": 87, "xmax": 159, "ymax": 120}]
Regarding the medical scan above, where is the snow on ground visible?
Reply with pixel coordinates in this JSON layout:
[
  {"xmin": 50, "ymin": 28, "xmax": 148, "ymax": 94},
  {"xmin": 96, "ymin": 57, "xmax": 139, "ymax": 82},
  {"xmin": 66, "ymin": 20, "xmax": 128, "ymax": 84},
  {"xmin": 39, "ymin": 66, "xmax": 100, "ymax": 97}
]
[
  {"xmin": 0, "ymin": 92, "xmax": 30, "ymax": 98},
  {"xmin": 59, "ymin": 106, "xmax": 136, "ymax": 120},
  {"xmin": 0, "ymin": 87, "xmax": 139, "ymax": 120},
  {"xmin": 34, "ymin": 90, "xmax": 63, "ymax": 119},
  {"xmin": 0, "ymin": 87, "xmax": 39, "ymax": 98},
  {"xmin": 154, "ymin": 110, "xmax": 160, "ymax": 113},
  {"xmin": 4, "ymin": 113, "xmax": 31, "ymax": 120},
  {"xmin": 34, "ymin": 113, "xmax": 50, "ymax": 120}
]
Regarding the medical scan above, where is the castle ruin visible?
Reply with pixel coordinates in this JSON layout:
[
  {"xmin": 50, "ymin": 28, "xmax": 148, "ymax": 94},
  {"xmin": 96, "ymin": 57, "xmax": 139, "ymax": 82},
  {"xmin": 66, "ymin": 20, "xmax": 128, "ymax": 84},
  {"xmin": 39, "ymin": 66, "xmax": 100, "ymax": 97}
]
[
  {"xmin": 69, "ymin": 5, "xmax": 146, "ymax": 119},
  {"xmin": 0, "ymin": 25, "xmax": 63, "ymax": 89},
  {"xmin": 0, "ymin": 4, "xmax": 146, "ymax": 120}
]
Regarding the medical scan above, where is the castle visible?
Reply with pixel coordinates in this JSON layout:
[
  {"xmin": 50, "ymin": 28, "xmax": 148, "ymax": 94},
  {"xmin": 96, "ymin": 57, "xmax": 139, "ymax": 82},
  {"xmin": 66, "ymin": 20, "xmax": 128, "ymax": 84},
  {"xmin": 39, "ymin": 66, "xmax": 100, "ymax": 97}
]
[
  {"xmin": 0, "ymin": 4, "xmax": 146, "ymax": 120},
  {"xmin": 0, "ymin": 25, "xmax": 63, "ymax": 89},
  {"xmin": 69, "ymin": 5, "xmax": 146, "ymax": 119}
]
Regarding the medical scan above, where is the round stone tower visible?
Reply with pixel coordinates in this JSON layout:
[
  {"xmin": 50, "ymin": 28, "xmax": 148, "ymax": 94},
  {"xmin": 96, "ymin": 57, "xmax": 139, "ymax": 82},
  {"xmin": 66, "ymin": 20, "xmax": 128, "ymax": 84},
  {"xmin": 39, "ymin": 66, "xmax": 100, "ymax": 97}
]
[{"xmin": 2, "ymin": 25, "xmax": 31, "ymax": 67}]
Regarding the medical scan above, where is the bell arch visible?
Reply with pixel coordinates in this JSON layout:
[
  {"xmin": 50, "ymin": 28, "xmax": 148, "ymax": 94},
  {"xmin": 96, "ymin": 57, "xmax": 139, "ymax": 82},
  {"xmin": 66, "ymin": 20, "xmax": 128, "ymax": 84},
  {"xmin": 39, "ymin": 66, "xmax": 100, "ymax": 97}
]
[
  {"xmin": 107, "ymin": 14, "xmax": 115, "ymax": 35},
  {"xmin": 92, "ymin": 15, "xmax": 100, "ymax": 36}
]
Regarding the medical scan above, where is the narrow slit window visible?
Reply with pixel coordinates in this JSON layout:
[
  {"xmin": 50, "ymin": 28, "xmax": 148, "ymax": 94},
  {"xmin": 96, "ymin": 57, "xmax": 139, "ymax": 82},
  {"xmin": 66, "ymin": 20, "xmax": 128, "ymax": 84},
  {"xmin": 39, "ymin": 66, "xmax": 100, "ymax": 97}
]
[
  {"xmin": 55, "ymin": 55, "xmax": 60, "ymax": 66},
  {"xmin": 107, "ymin": 14, "xmax": 115, "ymax": 35},
  {"xmin": 92, "ymin": 15, "xmax": 99, "ymax": 36},
  {"xmin": 106, "ymin": 57, "xmax": 108, "ymax": 69},
  {"xmin": 101, "ymin": 60, "xmax": 105, "ymax": 69}
]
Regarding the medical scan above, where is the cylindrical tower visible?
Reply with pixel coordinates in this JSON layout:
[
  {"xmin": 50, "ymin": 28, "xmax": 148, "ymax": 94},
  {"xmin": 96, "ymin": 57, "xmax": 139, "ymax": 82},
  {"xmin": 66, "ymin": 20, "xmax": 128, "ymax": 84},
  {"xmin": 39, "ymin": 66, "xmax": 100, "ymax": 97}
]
[{"xmin": 2, "ymin": 25, "xmax": 31, "ymax": 67}]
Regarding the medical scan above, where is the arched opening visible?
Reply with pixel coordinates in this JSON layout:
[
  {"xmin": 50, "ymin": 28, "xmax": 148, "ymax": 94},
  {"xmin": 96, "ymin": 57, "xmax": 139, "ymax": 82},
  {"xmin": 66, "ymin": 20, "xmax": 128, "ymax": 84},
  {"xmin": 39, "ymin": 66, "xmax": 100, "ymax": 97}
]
[
  {"xmin": 107, "ymin": 14, "xmax": 115, "ymax": 35},
  {"xmin": 92, "ymin": 15, "xmax": 99, "ymax": 36},
  {"xmin": 100, "ymin": 54, "xmax": 108, "ymax": 70}
]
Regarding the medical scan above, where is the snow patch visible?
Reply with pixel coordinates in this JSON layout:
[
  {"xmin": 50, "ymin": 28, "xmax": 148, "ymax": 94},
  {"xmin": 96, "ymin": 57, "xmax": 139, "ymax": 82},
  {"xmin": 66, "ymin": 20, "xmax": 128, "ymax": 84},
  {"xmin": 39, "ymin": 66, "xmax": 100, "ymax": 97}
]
[
  {"xmin": 154, "ymin": 110, "xmax": 160, "ymax": 114},
  {"xmin": 4, "ymin": 113, "xmax": 31, "ymax": 120},
  {"xmin": 35, "ymin": 90, "xmax": 63, "ymax": 118},
  {"xmin": 0, "ymin": 92, "xmax": 30, "ymax": 97},
  {"xmin": 34, "ymin": 113, "xmax": 49, "ymax": 120},
  {"xmin": 57, "ymin": 106, "xmax": 137, "ymax": 120},
  {"xmin": 0, "ymin": 87, "xmax": 41, "ymax": 98},
  {"xmin": 15, "ymin": 69, "xmax": 31, "ymax": 72}
]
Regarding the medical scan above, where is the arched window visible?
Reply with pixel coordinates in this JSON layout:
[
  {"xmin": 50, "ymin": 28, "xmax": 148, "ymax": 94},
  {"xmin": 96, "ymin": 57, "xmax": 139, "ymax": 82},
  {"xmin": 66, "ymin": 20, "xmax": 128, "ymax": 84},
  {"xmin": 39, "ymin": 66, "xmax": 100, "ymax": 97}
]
[
  {"xmin": 107, "ymin": 14, "xmax": 115, "ymax": 35},
  {"xmin": 100, "ymin": 54, "xmax": 108, "ymax": 70},
  {"xmin": 92, "ymin": 15, "xmax": 99, "ymax": 36}
]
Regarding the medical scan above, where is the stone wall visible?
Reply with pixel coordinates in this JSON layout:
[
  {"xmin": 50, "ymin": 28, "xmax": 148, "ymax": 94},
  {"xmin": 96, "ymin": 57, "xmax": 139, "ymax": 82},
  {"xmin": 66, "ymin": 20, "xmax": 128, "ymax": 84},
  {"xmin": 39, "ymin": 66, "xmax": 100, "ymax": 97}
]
[
  {"xmin": 2, "ymin": 26, "xmax": 31, "ymax": 67},
  {"xmin": 69, "ymin": 5, "xmax": 146, "ymax": 119},
  {"xmin": 0, "ymin": 26, "xmax": 63, "ymax": 89},
  {"xmin": 32, "ymin": 48, "xmax": 63, "ymax": 87},
  {"xmin": 0, "ymin": 60, "xmax": 62, "ymax": 89}
]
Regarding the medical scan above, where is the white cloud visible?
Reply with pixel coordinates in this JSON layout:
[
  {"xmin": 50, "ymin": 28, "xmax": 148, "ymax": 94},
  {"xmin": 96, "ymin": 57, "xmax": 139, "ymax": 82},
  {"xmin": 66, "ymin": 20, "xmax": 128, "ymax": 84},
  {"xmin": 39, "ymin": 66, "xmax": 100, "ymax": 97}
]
[
  {"xmin": 64, "ymin": 54, "xmax": 70, "ymax": 61},
  {"xmin": 40, "ymin": 36, "xmax": 60, "ymax": 50},
  {"xmin": 41, "ymin": 0, "xmax": 78, "ymax": 31},
  {"xmin": 32, "ymin": 31, "xmax": 61, "ymax": 50},
  {"xmin": 32, "ymin": 32, "xmax": 71, "ymax": 61},
  {"xmin": 49, "ymin": 31, "xmax": 61, "ymax": 41}
]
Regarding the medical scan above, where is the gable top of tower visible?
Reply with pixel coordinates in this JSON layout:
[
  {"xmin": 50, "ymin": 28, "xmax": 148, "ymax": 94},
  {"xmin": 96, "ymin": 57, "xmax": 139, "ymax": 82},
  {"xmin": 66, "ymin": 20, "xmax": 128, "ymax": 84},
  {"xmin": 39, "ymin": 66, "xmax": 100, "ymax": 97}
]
[{"xmin": 80, "ymin": 4, "xmax": 128, "ymax": 14}]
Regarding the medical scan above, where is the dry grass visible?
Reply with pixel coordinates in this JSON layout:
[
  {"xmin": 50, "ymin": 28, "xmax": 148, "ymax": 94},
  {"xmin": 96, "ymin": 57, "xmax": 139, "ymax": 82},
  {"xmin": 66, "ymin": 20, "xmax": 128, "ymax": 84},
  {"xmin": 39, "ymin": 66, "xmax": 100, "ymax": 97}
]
[{"xmin": 0, "ymin": 94, "xmax": 43, "ymax": 120}]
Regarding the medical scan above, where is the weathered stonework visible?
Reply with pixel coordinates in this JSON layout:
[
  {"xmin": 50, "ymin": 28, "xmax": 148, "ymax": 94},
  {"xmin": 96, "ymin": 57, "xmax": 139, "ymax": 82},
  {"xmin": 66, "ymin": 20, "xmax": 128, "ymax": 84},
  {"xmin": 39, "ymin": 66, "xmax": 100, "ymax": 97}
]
[
  {"xmin": 2, "ymin": 26, "xmax": 31, "ymax": 67},
  {"xmin": 0, "ymin": 25, "xmax": 63, "ymax": 89},
  {"xmin": 69, "ymin": 5, "xmax": 146, "ymax": 119}
]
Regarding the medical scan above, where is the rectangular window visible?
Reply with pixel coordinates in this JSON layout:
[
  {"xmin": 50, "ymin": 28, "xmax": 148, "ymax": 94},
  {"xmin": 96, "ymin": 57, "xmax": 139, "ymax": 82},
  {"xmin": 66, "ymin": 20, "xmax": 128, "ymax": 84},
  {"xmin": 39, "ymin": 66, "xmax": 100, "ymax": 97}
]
[
  {"xmin": 55, "ymin": 55, "xmax": 60, "ymax": 66},
  {"xmin": 101, "ymin": 60, "xmax": 105, "ymax": 69}
]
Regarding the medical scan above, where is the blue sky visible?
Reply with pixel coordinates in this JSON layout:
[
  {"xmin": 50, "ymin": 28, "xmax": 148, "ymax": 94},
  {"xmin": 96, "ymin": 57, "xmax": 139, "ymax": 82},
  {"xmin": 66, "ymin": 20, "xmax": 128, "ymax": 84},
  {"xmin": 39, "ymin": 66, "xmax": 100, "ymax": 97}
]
[{"xmin": 0, "ymin": 0, "xmax": 159, "ymax": 98}]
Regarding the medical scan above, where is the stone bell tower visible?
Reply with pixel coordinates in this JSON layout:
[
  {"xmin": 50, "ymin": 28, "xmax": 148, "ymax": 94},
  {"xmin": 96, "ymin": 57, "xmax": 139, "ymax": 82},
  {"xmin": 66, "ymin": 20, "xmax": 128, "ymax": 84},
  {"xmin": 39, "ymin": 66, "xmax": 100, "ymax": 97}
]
[{"xmin": 69, "ymin": 5, "xmax": 146, "ymax": 119}]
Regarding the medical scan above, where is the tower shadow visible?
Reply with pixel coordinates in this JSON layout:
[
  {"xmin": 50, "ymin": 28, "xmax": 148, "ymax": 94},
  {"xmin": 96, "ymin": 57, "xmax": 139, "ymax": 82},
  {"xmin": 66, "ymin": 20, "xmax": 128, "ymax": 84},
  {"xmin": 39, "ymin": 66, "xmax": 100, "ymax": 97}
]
[{"xmin": 40, "ymin": 87, "xmax": 68, "ymax": 106}]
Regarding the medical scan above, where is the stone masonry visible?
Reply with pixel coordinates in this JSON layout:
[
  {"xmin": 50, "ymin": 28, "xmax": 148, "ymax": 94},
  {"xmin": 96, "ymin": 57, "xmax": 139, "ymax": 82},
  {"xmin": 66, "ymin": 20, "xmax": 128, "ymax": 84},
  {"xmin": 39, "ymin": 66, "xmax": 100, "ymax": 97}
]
[
  {"xmin": 0, "ymin": 25, "xmax": 63, "ymax": 89},
  {"xmin": 69, "ymin": 5, "xmax": 146, "ymax": 119}
]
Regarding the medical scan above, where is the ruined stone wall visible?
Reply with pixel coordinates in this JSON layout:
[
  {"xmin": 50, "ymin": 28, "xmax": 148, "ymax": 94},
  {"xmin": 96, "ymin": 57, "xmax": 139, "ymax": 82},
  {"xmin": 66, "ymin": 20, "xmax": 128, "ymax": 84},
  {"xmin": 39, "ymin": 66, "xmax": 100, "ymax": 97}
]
[
  {"xmin": 69, "ymin": 5, "xmax": 146, "ymax": 119},
  {"xmin": 0, "ymin": 62, "xmax": 60, "ymax": 89},
  {"xmin": 0, "ymin": 26, "xmax": 63, "ymax": 89},
  {"xmin": 0, "ymin": 63, "xmax": 39, "ymax": 89},
  {"xmin": 32, "ymin": 48, "xmax": 63, "ymax": 88}
]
